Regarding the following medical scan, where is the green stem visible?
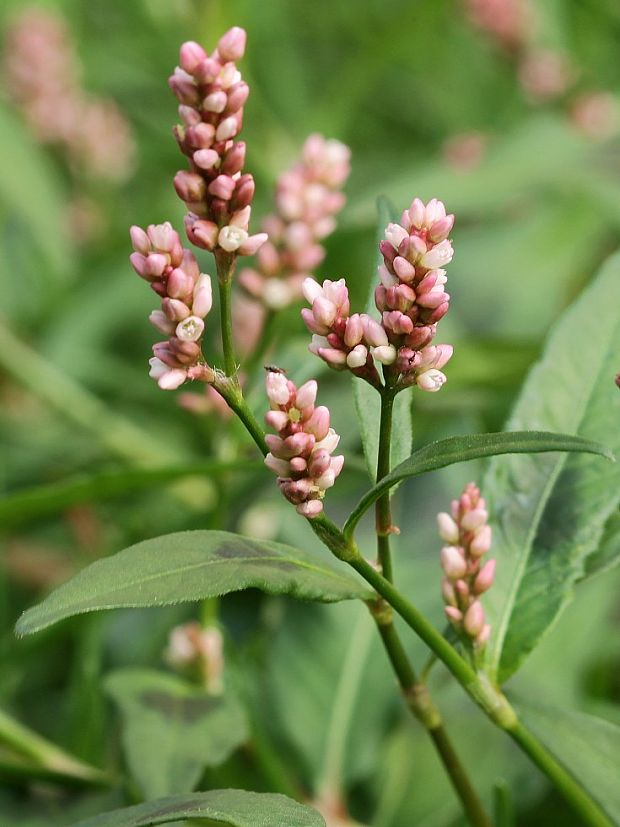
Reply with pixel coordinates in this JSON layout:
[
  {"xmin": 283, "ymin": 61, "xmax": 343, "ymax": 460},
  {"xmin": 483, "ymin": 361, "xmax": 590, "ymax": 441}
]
[
  {"xmin": 376, "ymin": 388, "xmax": 395, "ymax": 581},
  {"xmin": 216, "ymin": 253, "xmax": 238, "ymax": 378},
  {"xmin": 373, "ymin": 612, "xmax": 492, "ymax": 827},
  {"xmin": 506, "ymin": 723, "xmax": 613, "ymax": 827}
]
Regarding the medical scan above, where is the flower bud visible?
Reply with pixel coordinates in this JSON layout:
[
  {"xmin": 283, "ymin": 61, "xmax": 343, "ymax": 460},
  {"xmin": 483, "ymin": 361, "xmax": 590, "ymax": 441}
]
[
  {"xmin": 440, "ymin": 546, "xmax": 467, "ymax": 580},
  {"xmin": 437, "ymin": 512, "xmax": 460, "ymax": 544},
  {"xmin": 217, "ymin": 27, "xmax": 247, "ymax": 62}
]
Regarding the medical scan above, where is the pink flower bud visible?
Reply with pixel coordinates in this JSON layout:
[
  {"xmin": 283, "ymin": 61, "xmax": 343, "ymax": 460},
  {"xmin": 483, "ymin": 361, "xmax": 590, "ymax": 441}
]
[
  {"xmin": 174, "ymin": 171, "xmax": 206, "ymax": 203},
  {"xmin": 461, "ymin": 508, "xmax": 488, "ymax": 532},
  {"xmin": 167, "ymin": 267, "xmax": 194, "ymax": 300},
  {"xmin": 392, "ymin": 255, "xmax": 416, "ymax": 282},
  {"xmin": 232, "ymin": 174, "xmax": 255, "ymax": 209},
  {"xmin": 373, "ymin": 345, "xmax": 397, "ymax": 365},
  {"xmin": 297, "ymin": 499, "xmax": 323, "ymax": 518},
  {"xmin": 216, "ymin": 116, "xmax": 239, "ymax": 142},
  {"xmin": 304, "ymin": 406, "xmax": 331, "ymax": 441},
  {"xmin": 186, "ymin": 217, "xmax": 219, "ymax": 251},
  {"xmin": 295, "ymin": 380, "xmax": 318, "ymax": 411},
  {"xmin": 179, "ymin": 41, "xmax": 208, "ymax": 74},
  {"xmin": 208, "ymin": 175, "xmax": 236, "ymax": 201},
  {"xmin": 217, "ymin": 27, "xmax": 247, "ymax": 62},
  {"xmin": 437, "ymin": 512, "xmax": 459, "ymax": 544},
  {"xmin": 265, "ymin": 410, "xmax": 289, "ymax": 431},
  {"xmin": 221, "ymin": 141, "xmax": 246, "ymax": 175},
  {"xmin": 266, "ymin": 372, "xmax": 290, "ymax": 406},
  {"xmin": 385, "ymin": 222, "xmax": 409, "ymax": 250},
  {"xmin": 445, "ymin": 606, "xmax": 463, "ymax": 625},
  {"xmin": 362, "ymin": 316, "xmax": 388, "ymax": 347},
  {"xmin": 463, "ymin": 601, "xmax": 485, "ymax": 638},
  {"xmin": 440, "ymin": 546, "xmax": 467, "ymax": 580},
  {"xmin": 474, "ymin": 559, "xmax": 496, "ymax": 594},
  {"xmin": 162, "ymin": 297, "xmax": 191, "ymax": 321},
  {"xmin": 428, "ymin": 214, "xmax": 455, "ymax": 243},
  {"xmin": 346, "ymin": 345, "xmax": 368, "ymax": 368},
  {"xmin": 416, "ymin": 369, "xmax": 447, "ymax": 392},
  {"xmin": 420, "ymin": 239, "xmax": 454, "ymax": 270},
  {"xmin": 225, "ymin": 82, "xmax": 249, "ymax": 114},
  {"xmin": 130, "ymin": 225, "xmax": 150, "ymax": 255},
  {"xmin": 191, "ymin": 274, "xmax": 213, "ymax": 317},
  {"xmin": 149, "ymin": 310, "xmax": 175, "ymax": 334},
  {"xmin": 264, "ymin": 453, "xmax": 290, "ymax": 477},
  {"xmin": 470, "ymin": 524, "xmax": 492, "ymax": 558},
  {"xmin": 158, "ymin": 368, "xmax": 188, "ymax": 390},
  {"xmin": 239, "ymin": 233, "xmax": 268, "ymax": 255},
  {"xmin": 193, "ymin": 149, "xmax": 220, "ymax": 170},
  {"xmin": 203, "ymin": 90, "xmax": 228, "ymax": 113}
]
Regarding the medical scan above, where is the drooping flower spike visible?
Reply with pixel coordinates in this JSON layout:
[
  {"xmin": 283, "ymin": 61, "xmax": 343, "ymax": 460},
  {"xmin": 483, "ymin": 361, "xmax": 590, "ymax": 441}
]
[
  {"xmin": 169, "ymin": 28, "xmax": 267, "ymax": 257},
  {"xmin": 264, "ymin": 371, "xmax": 344, "ymax": 517},
  {"xmin": 130, "ymin": 222, "xmax": 213, "ymax": 390},
  {"xmin": 239, "ymin": 134, "xmax": 351, "ymax": 309},
  {"xmin": 437, "ymin": 482, "xmax": 495, "ymax": 648}
]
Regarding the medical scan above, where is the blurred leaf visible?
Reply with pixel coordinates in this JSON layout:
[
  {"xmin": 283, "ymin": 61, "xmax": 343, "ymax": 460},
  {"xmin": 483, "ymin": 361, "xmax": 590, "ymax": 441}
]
[
  {"xmin": 511, "ymin": 697, "xmax": 620, "ymax": 826},
  {"xmin": 71, "ymin": 790, "xmax": 326, "ymax": 827},
  {"xmin": 353, "ymin": 197, "xmax": 412, "ymax": 479},
  {"xmin": 0, "ymin": 708, "xmax": 108, "ymax": 789},
  {"xmin": 265, "ymin": 602, "xmax": 395, "ymax": 793},
  {"xmin": 583, "ymin": 510, "xmax": 620, "ymax": 579},
  {"xmin": 343, "ymin": 431, "xmax": 610, "ymax": 539},
  {"xmin": 105, "ymin": 669, "xmax": 248, "ymax": 799},
  {"xmin": 0, "ymin": 104, "xmax": 71, "ymax": 279},
  {"xmin": 346, "ymin": 116, "xmax": 597, "ymax": 227},
  {"xmin": 16, "ymin": 531, "xmax": 371, "ymax": 635},
  {"xmin": 484, "ymin": 253, "xmax": 620, "ymax": 682},
  {"xmin": 0, "ymin": 459, "xmax": 260, "ymax": 529}
]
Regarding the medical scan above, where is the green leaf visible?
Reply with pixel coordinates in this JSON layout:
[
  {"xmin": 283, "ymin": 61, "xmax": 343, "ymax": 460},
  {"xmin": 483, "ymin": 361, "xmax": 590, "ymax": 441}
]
[
  {"xmin": 484, "ymin": 254, "xmax": 620, "ymax": 682},
  {"xmin": 583, "ymin": 510, "xmax": 620, "ymax": 579},
  {"xmin": 352, "ymin": 197, "xmax": 412, "ymax": 480},
  {"xmin": 511, "ymin": 697, "xmax": 620, "ymax": 826},
  {"xmin": 105, "ymin": 669, "xmax": 248, "ymax": 799},
  {"xmin": 343, "ymin": 431, "xmax": 611, "ymax": 540},
  {"xmin": 265, "ymin": 601, "xmax": 395, "ymax": 791},
  {"xmin": 70, "ymin": 790, "xmax": 326, "ymax": 827},
  {"xmin": 0, "ymin": 460, "xmax": 260, "ymax": 530},
  {"xmin": 16, "ymin": 531, "xmax": 371, "ymax": 635}
]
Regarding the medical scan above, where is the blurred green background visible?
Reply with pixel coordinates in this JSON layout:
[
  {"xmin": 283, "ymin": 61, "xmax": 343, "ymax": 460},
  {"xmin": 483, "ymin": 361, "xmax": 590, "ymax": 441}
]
[{"xmin": 0, "ymin": 0, "xmax": 619, "ymax": 824}]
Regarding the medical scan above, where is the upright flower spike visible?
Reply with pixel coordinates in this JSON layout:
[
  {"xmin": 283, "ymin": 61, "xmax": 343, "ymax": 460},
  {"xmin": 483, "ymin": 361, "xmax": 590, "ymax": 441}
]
[
  {"xmin": 264, "ymin": 371, "xmax": 344, "ymax": 517},
  {"xmin": 437, "ymin": 482, "xmax": 495, "ymax": 648},
  {"xmin": 169, "ymin": 29, "xmax": 267, "ymax": 257},
  {"xmin": 377, "ymin": 197, "xmax": 455, "ymax": 390},
  {"xmin": 239, "ymin": 134, "xmax": 351, "ymax": 309},
  {"xmin": 129, "ymin": 222, "xmax": 213, "ymax": 390}
]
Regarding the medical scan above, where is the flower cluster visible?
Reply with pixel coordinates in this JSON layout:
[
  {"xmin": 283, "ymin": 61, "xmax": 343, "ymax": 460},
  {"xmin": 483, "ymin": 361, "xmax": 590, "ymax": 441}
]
[
  {"xmin": 169, "ymin": 28, "xmax": 267, "ymax": 257},
  {"xmin": 129, "ymin": 222, "xmax": 213, "ymax": 390},
  {"xmin": 376, "ymin": 198, "xmax": 455, "ymax": 390},
  {"xmin": 264, "ymin": 372, "xmax": 344, "ymax": 517},
  {"xmin": 301, "ymin": 278, "xmax": 389, "ymax": 387},
  {"xmin": 3, "ymin": 6, "xmax": 134, "ymax": 182},
  {"xmin": 437, "ymin": 483, "xmax": 495, "ymax": 648},
  {"xmin": 239, "ymin": 134, "xmax": 351, "ymax": 309},
  {"xmin": 165, "ymin": 622, "xmax": 224, "ymax": 694}
]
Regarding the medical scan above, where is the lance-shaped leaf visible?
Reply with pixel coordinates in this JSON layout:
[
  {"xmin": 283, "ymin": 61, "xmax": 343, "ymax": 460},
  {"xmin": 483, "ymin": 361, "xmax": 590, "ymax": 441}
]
[
  {"xmin": 343, "ymin": 431, "xmax": 611, "ymax": 539},
  {"xmin": 484, "ymin": 253, "xmax": 620, "ymax": 682},
  {"xmin": 70, "ymin": 790, "xmax": 326, "ymax": 827},
  {"xmin": 352, "ymin": 197, "xmax": 412, "ymax": 479},
  {"xmin": 511, "ymin": 696, "xmax": 620, "ymax": 826},
  {"xmin": 105, "ymin": 669, "xmax": 248, "ymax": 799},
  {"xmin": 16, "ymin": 531, "xmax": 372, "ymax": 636}
]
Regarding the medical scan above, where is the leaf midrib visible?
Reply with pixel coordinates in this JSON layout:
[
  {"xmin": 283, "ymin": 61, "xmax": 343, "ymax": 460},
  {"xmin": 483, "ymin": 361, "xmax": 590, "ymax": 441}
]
[
  {"xmin": 19, "ymin": 553, "xmax": 365, "ymax": 633},
  {"xmin": 489, "ymin": 311, "xmax": 620, "ymax": 678}
]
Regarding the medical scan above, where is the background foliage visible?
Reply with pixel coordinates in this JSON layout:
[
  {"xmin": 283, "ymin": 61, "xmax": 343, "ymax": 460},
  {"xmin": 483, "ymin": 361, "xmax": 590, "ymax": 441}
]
[{"xmin": 1, "ymin": 0, "xmax": 619, "ymax": 824}]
